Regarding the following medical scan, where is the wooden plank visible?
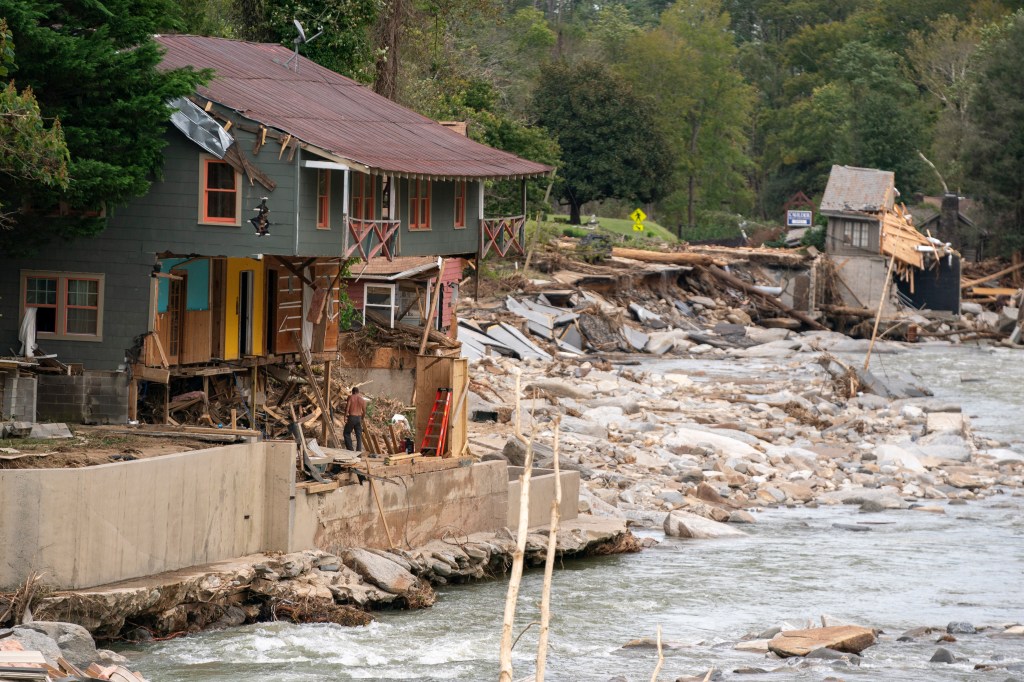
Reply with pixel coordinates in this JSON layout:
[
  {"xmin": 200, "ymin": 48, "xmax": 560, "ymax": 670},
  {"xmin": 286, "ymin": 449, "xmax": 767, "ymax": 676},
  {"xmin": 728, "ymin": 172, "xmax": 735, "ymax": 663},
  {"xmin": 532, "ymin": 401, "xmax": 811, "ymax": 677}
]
[
  {"xmin": 968, "ymin": 286, "xmax": 1019, "ymax": 296},
  {"xmin": 301, "ymin": 480, "xmax": 340, "ymax": 495},
  {"xmin": 0, "ymin": 652, "xmax": 48, "ymax": 664},
  {"xmin": 131, "ymin": 364, "xmax": 170, "ymax": 384},
  {"xmin": 415, "ymin": 355, "xmax": 455, "ymax": 455},
  {"xmin": 181, "ymin": 309, "xmax": 212, "ymax": 364}
]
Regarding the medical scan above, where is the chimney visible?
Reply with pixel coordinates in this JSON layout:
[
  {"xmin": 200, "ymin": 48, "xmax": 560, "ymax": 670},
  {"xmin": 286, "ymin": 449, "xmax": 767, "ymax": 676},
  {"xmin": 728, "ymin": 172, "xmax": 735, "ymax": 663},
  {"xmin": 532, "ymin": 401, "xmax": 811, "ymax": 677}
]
[{"xmin": 941, "ymin": 193, "xmax": 959, "ymax": 241}]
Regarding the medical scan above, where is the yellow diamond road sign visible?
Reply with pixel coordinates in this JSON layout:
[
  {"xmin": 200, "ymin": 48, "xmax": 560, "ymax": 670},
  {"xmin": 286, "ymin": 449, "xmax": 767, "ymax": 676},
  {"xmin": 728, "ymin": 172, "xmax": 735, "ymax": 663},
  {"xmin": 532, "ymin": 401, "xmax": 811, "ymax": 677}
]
[{"xmin": 631, "ymin": 208, "xmax": 646, "ymax": 232}]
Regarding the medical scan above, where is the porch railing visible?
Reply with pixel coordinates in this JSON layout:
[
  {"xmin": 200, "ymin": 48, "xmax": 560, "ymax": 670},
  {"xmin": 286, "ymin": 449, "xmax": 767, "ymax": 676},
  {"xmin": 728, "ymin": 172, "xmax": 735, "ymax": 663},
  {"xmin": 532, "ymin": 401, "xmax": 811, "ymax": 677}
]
[
  {"xmin": 343, "ymin": 216, "xmax": 401, "ymax": 261},
  {"xmin": 480, "ymin": 215, "xmax": 526, "ymax": 258}
]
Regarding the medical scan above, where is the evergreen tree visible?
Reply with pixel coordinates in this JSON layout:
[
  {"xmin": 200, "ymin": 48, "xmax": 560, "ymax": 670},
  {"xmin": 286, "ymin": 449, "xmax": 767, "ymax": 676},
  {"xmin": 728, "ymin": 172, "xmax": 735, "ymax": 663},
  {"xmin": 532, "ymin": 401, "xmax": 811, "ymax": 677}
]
[
  {"xmin": 0, "ymin": 17, "xmax": 69, "ymax": 228},
  {"xmin": 0, "ymin": 0, "xmax": 206, "ymax": 246}
]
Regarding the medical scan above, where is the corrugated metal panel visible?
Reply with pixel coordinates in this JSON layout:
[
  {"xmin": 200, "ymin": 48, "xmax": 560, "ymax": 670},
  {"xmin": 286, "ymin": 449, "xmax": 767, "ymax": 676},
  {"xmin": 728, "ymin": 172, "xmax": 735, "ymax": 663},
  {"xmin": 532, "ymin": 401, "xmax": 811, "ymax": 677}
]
[
  {"xmin": 156, "ymin": 35, "xmax": 552, "ymax": 180},
  {"xmin": 820, "ymin": 165, "xmax": 895, "ymax": 216}
]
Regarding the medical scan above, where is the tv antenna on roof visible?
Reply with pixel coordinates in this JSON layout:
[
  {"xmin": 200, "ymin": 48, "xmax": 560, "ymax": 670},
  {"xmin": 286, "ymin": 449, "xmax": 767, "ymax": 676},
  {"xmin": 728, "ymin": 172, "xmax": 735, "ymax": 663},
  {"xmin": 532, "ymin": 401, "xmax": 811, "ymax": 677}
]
[{"xmin": 281, "ymin": 19, "xmax": 323, "ymax": 72}]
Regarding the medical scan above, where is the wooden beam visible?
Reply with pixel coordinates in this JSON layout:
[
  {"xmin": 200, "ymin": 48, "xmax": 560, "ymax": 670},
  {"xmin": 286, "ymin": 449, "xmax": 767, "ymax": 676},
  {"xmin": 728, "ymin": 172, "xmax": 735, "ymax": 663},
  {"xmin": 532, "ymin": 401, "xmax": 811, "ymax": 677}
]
[
  {"xmin": 962, "ymin": 260, "xmax": 1024, "ymax": 289},
  {"xmin": 270, "ymin": 255, "xmax": 316, "ymax": 288},
  {"xmin": 420, "ymin": 261, "xmax": 446, "ymax": 355},
  {"xmin": 611, "ymin": 247, "xmax": 715, "ymax": 266},
  {"xmin": 131, "ymin": 363, "xmax": 170, "ymax": 383}
]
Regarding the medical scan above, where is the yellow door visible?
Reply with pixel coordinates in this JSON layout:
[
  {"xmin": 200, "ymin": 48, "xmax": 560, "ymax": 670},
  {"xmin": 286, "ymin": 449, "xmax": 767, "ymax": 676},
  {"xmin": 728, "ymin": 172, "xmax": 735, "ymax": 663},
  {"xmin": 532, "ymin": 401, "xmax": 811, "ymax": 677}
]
[{"xmin": 224, "ymin": 257, "xmax": 265, "ymax": 359}]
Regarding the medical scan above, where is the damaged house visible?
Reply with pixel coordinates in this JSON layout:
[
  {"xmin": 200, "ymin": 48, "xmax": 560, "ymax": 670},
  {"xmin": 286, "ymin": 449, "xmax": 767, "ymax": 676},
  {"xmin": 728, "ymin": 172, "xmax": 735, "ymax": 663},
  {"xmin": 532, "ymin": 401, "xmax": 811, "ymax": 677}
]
[
  {"xmin": 0, "ymin": 35, "xmax": 550, "ymax": 425},
  {"xmin": 820, "ymin": 164, "xmax": 960, "ymax": 317}
]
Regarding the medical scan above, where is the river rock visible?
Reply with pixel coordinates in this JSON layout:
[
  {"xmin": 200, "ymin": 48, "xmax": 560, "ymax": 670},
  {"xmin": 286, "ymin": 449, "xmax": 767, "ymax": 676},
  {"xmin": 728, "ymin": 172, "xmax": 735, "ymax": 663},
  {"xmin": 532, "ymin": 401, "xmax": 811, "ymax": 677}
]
[
  {"xmin": 16, "ymin": 621, "xmax": 98, "ymax": 669},
  {"xmin": 342, "ymin": 548, "xmax": 419, "ymax": 595},
  {"xmin": 664, "ymin": 427, "xmax": 761, "ymax": 459},
  {"xmin": 560, "ymin": 415, "xmax": 607, "ymax": 438},
  {"xmin": 768, "ymin": 625, "xmax": 876, "ymax": 657},
  {"xmin": 663, "ymin": 510, "xmax": 747, "ymax": 539},
  {"xmin": 930, "ymin": 646, "xmax": 956, "ymax": 663},
  {"xmin": 5, "ymin": 627, "xmax": 63, "ymax": 667},
  {"xmin": 947, "ymin": 621, "xmax": 976, "ymax": 634},
  {"xmin": 927, "ymin": 412, "xmax": 965, "ymax": 435},
  {"xmin": 646, "ymin": 330, "xmax": 690, "ymax": 355},
  {"xmin": 734, "ymin": 639, "xmax": 771, "ymax": 652},
  {"xmin": 874, "ymin": 444, "xmax": 926, "ymax": 472},
  {"xmin": 523, "ymin": 379, "xmax": 595, "ymax": 400}
]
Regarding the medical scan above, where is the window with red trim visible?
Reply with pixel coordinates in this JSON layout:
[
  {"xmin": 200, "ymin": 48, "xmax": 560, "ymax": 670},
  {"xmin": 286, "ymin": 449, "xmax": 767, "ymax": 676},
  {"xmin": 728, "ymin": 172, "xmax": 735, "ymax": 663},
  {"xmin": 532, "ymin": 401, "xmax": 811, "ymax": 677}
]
[
  {"xmin": 22, "ymin": 272, "xmax": 104, "ymax": 341},
  {"xmin": 409, "ymin": 179, "xmax": 431, "ymax": 230},
  {"xmin": 203, "ymin": 159, "xmax": 238, "ymax": 223},
  {"xmin": 351, "ymin": 174, "xmax": 376, "ymax": 220},
  {"xmin": 317, "ymin": 170, "xmax": 331, "ymax": 228},
  {"xmin": 454, "ymin": 181, "xmax": 466, "ymax": 229}
]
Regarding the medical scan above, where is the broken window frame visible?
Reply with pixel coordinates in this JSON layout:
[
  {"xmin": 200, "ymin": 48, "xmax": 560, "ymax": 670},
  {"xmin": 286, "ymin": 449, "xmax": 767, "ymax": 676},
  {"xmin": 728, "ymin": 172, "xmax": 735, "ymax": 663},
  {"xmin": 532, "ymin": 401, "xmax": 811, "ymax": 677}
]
[
  {"xmin": 20, "ymin": 271, "xmax": 105, "ymax": 342},
  {"xmin": 363, "ymin": 283, "xmax": 396, "ymax": 328},
  {"xmin": 199, "ymin": 155, "xmax": 242, "ymax": 226},
  {"xmin": 316, "ymin": 170, "xmax": 331, "ymax": 229}
]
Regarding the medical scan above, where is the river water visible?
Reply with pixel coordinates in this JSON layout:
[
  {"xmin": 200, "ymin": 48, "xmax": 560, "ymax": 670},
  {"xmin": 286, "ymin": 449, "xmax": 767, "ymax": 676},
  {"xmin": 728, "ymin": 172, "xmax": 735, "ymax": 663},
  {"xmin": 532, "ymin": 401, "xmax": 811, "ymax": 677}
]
[{"xmin": 122, "ymin": 344, "xmax": 1024, "ymax": 681}]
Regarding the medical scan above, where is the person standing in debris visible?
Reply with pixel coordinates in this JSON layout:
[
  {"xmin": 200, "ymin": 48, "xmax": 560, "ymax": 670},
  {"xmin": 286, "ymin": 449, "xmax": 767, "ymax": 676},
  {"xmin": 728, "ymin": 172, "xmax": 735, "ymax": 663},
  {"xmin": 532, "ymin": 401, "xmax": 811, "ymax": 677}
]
[{"xmin": 343, "ymin": 387, "xmax": 367, "ymax": 451}]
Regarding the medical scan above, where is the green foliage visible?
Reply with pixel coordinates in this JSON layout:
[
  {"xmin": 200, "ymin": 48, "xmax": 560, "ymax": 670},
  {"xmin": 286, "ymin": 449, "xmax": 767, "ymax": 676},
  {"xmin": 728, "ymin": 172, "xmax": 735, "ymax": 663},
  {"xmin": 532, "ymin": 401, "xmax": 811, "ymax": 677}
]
[
  {"xmin": 533, "ymin": 60, "xmax": 674, "ymax": 224},
  {"xmin": 621, "ymin": 0, "xmax": 755, "ymax": 229},
  {"xmin": 237, "ymin": 0, "xmax": 380, "ymax": 82},
  {"xmin": 0, "ymin": 19, "xmax": 69, "ymax": 227},
  {"xmin": 801, "ymin": 224, "xmax": 826, "ymax": 250},
  {"xmin": 965, "ymin": 10, "xmax": 1024, "ymax": 253},
  {"xmin": 468, "ymin": 108, "xmax": 560, "ymax": 217},
  {"xmin": 0, "ymin": 0, "xmax": 207, "ymax": 246}
]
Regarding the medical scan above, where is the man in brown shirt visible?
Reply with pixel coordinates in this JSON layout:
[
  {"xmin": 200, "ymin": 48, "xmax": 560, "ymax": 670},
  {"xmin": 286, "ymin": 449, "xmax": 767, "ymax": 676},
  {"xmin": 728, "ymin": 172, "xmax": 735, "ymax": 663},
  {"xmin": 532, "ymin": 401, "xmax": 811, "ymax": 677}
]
[{"xmin": 343, "ymin": 387, "xmax": 367, "ymax": 451}]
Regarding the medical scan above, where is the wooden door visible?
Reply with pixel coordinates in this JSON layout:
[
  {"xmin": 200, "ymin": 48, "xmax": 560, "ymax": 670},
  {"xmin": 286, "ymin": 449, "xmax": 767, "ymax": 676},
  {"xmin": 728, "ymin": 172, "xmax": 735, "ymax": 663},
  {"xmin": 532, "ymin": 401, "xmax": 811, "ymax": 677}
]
[{"xmin": 272, "ymin": 262, "xmax": 303, "ymax": 355}]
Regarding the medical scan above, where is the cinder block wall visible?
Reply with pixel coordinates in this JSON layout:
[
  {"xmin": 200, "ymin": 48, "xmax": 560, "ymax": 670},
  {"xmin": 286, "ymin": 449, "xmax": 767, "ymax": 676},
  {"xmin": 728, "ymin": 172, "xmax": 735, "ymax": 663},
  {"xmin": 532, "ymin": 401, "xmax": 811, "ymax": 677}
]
[
  {"xmin": 0, "ymin": 372, "xmax": 36, "ymax": 421},
  {"xmin": 36, "ymin": 371, "xmax": 129, "ymax": 424}
]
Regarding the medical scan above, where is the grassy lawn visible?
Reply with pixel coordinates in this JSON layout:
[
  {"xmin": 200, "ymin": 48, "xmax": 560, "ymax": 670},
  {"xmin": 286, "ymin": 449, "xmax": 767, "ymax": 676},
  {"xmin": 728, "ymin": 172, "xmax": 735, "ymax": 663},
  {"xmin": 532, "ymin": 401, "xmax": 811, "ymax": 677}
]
[{"xmin": 549, "ymin": 214, "xmax": 678, "ymax": 243}]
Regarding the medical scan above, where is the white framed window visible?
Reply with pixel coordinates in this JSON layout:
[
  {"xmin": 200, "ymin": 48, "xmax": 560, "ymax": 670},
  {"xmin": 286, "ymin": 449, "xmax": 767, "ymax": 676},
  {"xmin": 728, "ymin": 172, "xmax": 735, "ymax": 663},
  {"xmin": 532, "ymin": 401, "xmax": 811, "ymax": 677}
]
[
  {"xmin": 363, "ymin": 283, "xmax": 396, "ymax": 328},
  {"xmin": 843, "ymin": 221, "xmax": 870, "ymax": 249},
  {"xmin": 21, "ymin": 271, "xmax": 105, "ymax": 342}
]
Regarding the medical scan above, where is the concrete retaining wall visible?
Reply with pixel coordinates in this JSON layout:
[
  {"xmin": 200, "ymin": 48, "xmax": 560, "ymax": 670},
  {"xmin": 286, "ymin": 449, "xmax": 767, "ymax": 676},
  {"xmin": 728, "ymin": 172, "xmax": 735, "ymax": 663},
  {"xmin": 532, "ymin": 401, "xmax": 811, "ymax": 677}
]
[
  {"xmin": 0, "ymin": 442, "xmax": 295, "ymax": 590},
  {"xmin": 508, "ymin": 467, "xmax": 580, "ymax": 530},
  {"xmin": 292, "ymin": 460, "xmax": 509, "ymax": 552}
]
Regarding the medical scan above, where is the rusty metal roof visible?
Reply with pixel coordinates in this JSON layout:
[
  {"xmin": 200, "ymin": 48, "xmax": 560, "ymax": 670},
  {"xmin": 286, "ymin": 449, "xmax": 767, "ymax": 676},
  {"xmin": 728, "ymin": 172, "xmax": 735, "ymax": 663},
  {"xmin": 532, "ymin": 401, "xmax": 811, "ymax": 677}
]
[
  {"xmin": 820, "ymin": 165, "xmax": 896, "ymax": 216},
  {"xmin": 156, "ymin": 35, "xmax": 552, "ymax": 180}
]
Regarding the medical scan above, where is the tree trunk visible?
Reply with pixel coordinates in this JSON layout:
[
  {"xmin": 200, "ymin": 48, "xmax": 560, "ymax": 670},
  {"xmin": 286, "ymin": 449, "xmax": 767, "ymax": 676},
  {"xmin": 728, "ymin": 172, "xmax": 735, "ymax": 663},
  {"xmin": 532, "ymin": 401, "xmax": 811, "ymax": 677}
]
[
  {"xmin": 687, "ymin": 114, "xmax": 702, "ymax": 230},
  {"xmin": 569, "ymin": 197, "xmax": 582, "ymax": 225},
  {"xmin": 687, "ymin": 174, "xmax": 696, "ymax": 230},
  {"xmin": 372, "ymin": 0, "xmax": 404, "ymax": 100}
]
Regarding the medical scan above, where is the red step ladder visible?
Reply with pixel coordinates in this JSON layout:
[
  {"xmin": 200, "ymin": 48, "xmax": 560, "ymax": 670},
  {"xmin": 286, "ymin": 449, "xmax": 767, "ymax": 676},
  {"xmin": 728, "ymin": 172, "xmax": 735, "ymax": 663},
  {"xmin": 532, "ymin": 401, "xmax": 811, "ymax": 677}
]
[{"xmin": 419, "ymin": 388, "xmax": 453, "ymax": 457}]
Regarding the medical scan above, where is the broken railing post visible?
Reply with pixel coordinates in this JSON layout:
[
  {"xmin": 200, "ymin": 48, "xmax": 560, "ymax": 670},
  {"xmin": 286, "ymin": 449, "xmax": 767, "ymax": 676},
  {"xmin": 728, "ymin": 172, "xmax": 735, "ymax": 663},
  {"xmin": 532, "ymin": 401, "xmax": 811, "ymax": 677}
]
[
  {"xmin": 499, "ymin": 369, "xmax": 534, "ymax": 682},
  {"xmin": 535, "ymin": 417, "xmax": 562, "ymax": 682}
]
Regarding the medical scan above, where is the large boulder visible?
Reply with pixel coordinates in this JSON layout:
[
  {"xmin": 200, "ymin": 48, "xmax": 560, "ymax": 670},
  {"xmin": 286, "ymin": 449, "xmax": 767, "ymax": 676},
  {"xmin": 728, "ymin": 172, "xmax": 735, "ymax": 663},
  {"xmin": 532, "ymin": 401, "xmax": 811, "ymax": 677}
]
[
  {"xmin": 4, "ymin": 627, "xmax": 64, "ymax": 667},
  {"xmin": 663, "ymin": 511, "xmax": 747, "ymax": 539},
  {"xmin": 523, "ymin": 380, "xmax": 594, "ymax": 400},
  {"xmin": 342, "ymin": 548, "xmax": 419, "ymax": 595},
  {"xmin": 874, "ymin": 444, "xmax": 926, "ymax": 472},
  {"xmin": 768, "ymin": 625, "xmax": 876, "ymax": 657},
  {"xmin": 17, "ymin": 621, "xmax": 99, "ymax": 668},
  {"xmin": 663, "ymin": 427, "xmax": 761, "ymax": 459}
]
